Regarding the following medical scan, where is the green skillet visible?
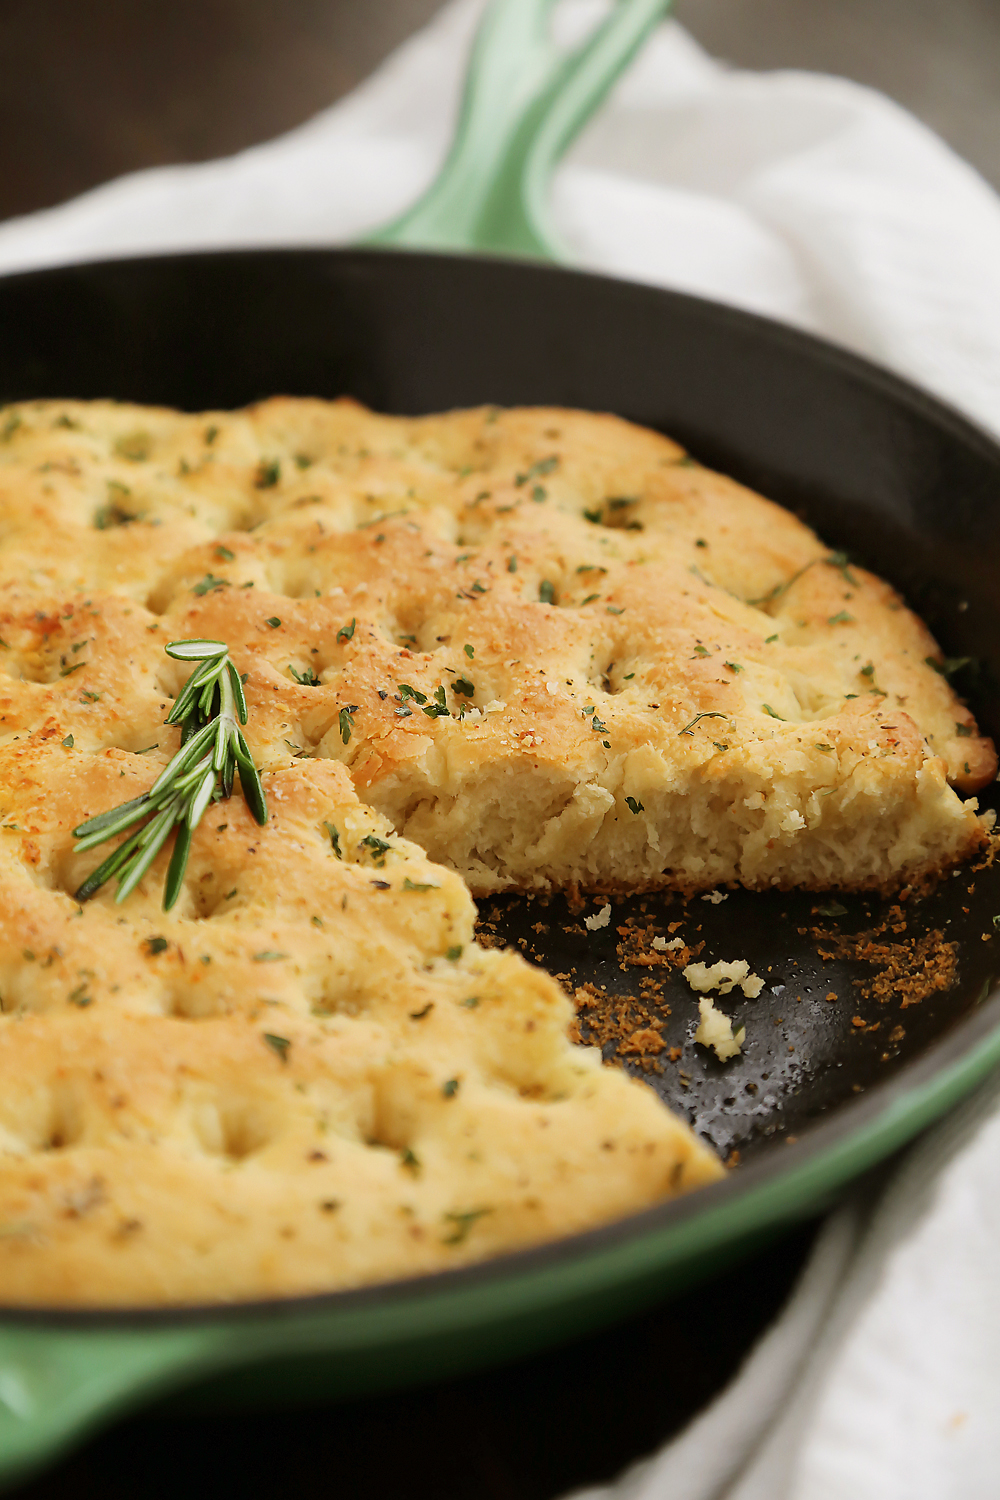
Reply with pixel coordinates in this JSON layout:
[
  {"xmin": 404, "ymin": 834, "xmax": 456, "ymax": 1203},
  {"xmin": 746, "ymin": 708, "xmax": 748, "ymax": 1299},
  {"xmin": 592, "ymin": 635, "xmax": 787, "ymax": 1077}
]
[{"xmin": 1, "ymin": 0, "xmax": 1000, "ymax": 1487}]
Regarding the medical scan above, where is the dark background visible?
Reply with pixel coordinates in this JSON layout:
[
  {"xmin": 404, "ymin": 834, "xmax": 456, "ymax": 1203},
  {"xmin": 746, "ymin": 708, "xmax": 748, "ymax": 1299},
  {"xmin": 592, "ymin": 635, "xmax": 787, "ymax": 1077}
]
[{"xmin": 2, "ymin": 1, "xmax": 995, "ymax": 1494}]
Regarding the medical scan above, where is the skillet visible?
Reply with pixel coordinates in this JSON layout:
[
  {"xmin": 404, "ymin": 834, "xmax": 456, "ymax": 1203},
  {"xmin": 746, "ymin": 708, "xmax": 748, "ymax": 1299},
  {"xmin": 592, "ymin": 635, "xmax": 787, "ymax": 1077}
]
[{"xmin": 0, "ymin": 245, "xmax": 999, "ymax": 1485}]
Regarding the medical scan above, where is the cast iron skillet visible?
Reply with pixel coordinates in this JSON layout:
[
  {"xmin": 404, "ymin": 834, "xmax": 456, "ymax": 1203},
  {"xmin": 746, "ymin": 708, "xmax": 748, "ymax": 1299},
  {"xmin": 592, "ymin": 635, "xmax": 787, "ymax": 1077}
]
[{"xmin": 1, "ymin": 247, "xmax": 1000, "ymax": 1485}]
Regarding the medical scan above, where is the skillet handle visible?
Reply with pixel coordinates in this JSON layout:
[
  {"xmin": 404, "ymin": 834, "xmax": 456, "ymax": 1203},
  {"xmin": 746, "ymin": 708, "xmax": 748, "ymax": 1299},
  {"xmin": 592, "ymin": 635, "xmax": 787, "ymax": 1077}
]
[
  {"xmin": 0, "ymin": 1322, "xmax": 226, "ymax": 1488},
  {"xmin": 367, "ymin": 0, "xmax": 673, "ymax": 260}
]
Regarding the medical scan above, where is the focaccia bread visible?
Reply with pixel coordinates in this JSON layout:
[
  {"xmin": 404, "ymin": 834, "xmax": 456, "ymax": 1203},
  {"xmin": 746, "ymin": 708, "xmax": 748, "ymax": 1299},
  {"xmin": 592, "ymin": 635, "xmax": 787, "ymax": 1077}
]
[{"xmin": 0, "ymin": 395, "xmax": 990, "ymax": 1305}]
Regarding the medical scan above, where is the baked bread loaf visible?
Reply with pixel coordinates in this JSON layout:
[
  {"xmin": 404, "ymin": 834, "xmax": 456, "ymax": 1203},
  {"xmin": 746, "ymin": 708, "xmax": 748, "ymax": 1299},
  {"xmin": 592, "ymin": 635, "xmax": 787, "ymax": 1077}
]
[{"xmin": 0, "ymin": 396, "xmax": 990, "ymax": 1305}]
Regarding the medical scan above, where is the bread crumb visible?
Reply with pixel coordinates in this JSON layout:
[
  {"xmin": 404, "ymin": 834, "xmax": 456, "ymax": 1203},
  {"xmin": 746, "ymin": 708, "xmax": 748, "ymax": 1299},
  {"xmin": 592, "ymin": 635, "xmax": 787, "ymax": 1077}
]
[
  {"xmin": 683, "ymin": 959, "xmax": 765, "ymax": 998},
  {"xmin": 694, "ymin": 997, "xmax": 746, "ymax": 1061},
  {"xmin": 701, "ymin": 890, "xmax": 728, "ymax": 904},
  {"xmin": 584, "ymin": 903, "xmax": 612, "ymax": 931},
  {"xmin": 652, "ymin": 935, "xmax": 684, "ymax": 952}
]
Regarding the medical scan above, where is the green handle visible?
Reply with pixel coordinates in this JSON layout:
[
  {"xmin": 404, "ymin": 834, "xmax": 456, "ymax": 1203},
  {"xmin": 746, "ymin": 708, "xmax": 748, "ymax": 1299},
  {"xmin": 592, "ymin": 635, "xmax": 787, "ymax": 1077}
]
[
  {"xmin": 368, "ymin": 0, "xmax": 674, "ymax": 260},
  {"xmin": 0, "ymin": 1324, "xmax": 225, "ymax": 1489}
]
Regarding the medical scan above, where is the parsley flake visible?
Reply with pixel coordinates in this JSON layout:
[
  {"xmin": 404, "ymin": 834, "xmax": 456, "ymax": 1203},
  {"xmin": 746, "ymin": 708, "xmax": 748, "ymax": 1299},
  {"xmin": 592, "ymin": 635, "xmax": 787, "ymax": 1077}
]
[
  {"xmin": 263, "ymin": 1033, "xmax": 290, "ymax": 1061},
  {"xmin": 192, "ymin": 574, "xmax": 229, "ymax": 597},
  {"xmin": 625, "ymin": 796, "xmax": 644, "ymax": 815},
  {"xmin": 339, "ymin": 705, "xmax": 358, "ymax": 744},
  {"xmin": 337, "ymin": 619, "xmax": 356, "ymax": 643},
  {"xmin": 679, "ymin": 712, "xmax": 728, "ymax": 736}
]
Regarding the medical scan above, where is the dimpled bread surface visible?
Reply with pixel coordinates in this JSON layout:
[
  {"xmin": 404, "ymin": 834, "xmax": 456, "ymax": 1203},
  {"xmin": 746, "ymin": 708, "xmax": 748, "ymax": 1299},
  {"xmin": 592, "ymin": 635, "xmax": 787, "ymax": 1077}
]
[{"xmin": 0, "ymin": 396, "xmax": 991, "ymax": 1306}]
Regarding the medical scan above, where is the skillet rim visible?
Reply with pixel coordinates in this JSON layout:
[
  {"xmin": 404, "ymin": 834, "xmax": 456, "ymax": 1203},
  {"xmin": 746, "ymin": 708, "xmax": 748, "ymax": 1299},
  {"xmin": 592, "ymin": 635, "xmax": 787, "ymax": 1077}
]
[{"xmin": 0, "ymin": 244, "xmax": 998, "ymax": 1328}]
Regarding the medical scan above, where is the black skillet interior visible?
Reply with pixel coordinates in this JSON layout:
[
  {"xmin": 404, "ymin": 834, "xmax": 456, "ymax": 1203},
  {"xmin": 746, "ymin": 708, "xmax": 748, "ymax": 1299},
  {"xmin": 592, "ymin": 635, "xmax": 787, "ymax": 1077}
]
[{"xmin": 1, "ymin": 246, "xmax": 999, "ymax": 1168}]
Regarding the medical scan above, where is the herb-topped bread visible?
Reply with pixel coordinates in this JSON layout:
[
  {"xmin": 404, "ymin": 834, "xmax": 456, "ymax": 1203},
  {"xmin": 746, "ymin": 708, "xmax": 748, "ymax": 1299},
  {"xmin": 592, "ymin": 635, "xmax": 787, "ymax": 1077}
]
[{"xmin": 0, "ymin": 396, "xmax": 991, "ymax": 1306}]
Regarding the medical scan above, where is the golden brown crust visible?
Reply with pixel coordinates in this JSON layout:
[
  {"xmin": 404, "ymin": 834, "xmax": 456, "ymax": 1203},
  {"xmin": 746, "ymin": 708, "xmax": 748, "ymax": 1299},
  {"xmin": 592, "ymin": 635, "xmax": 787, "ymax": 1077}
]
[{"xmin": 0, "ymin": 394, "xmax": 989, "ymax": 1306}]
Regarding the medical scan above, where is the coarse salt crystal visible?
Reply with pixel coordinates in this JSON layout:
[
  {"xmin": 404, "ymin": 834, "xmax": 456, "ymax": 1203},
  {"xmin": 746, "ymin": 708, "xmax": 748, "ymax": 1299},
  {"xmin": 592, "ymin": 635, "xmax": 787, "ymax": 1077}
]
[{"xmin": 584, "ymin": 903, "xmax": 611, "ymax": 931}]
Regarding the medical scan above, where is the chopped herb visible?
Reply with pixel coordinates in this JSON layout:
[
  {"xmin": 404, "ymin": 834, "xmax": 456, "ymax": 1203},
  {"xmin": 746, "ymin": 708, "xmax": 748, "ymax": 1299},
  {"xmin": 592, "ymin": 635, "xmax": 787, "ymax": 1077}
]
[
  {"xmin": 360, "ymin": 834, "xmax": 392, "ymax": 866},
  {"xmin": 765, "ymin": 634, "xmax": 779, "ymax": 644},
  {"xmin": 625, "ymin": 796, "xmax": 644, "ymax": 815},
  {"xmin": 583, "ymin": 506, "xmax": 603, "ymax": 524},
  {"xmin": 254, "ymin": 459, "xmax": 281, "ymax": 489},
  {"xmin": 61, "ymin": 734, "xmax": 74, "ymax": 749},
  {"xmin": 59, "ymin": 661, "xmax": 85, "ymax": 678},
  {"xmin": 1, "ymin": 412, "xmax": 22, "ymax": 442},
  {"xmin": 860, "ymin": 662, "xmax": 875, "ymax": 678},
  {"xmin": 254, "ymin": 951, "xmax": 287, "ymax": 962},
  {"xmin": 762, "ymin": 703, "xmax": 785, "ymax": 720},
  {"xmin": 192, "ymin": 574, "xmax": 229, "ymax": 596},
  {"xmin": 514, "ymin": 456, "xmax": 558, "ymax": 486},
  {"xmin": 409, "ymin": 1002, "xmax": 434, "ymax": 1020},
  {"xmin": 204, "ymin": 425, "xmax": 218, "ymax": 445},
  {"xmin": 294, "ymin": 453, "xmax": 314, "ymax": 469},
  {"xmin": 580, "ymin": 593, "xmax": 600, "ymax": 606},
  {"xmin": 323, "ymin": 822, "xmax": 342, "ymax": 858},
  {"xmin": 452, "ymin": 677, "xmax": 475, "ymax": 698},
  {"xmin": 591, "ymin": 714, "xmax": 608, "ymax": 734},
  {"xmin": 215, "ymin": 545, "xmax": 235, "ymax": 561},
  {"xmin": 827, "ymin": 611, "xmax": 855, "ymax": 625},
  {"xmin": 693, "ymin": 645, "xmax": 710, "ymax": 657},
  {"xmin": 400, "ymin": 1148, "xmax": 421, "ymax": 1174},
  {"xmin": 288, "ymin": 664, "xmax": 321, "ymax": 686},
  {"xmin": 531, "ymin": 485, "xmax": 547, "ymax": 503},
  {"xmin": 460, "ymin": 995, "xmax": 480, "ymax": 1008},
  {"xmin": 815, "ymin": 743, "xmax": 834, "ymax": 751},
  {"xmin": 623, "ymin": 672, "xmax": 635, "ymax": 680},
  {"xmin": 825, "ymin": 550, "xmax": 858, "ymax": 585},
  {"xmin": 606, "ymin": 606, "xmax": 624, "ymax": 617},
  {"xmin": 337, "ymin": 619, "xmax": 356, "ymax": 643},
  {"xmin": 956, "ymin": 722, "xmax": 973, "ymax": 737},
  {"xmin": 695, "ymin": 537, "xmax": 708, "ymax": 548},
  {"xmin": 339, "ymin": 706, "xmax": 358, "ymax": 744},
  {"xmin": 144, "ymin": 936, "xmax": 169, "ymax": 955},
  {"xmin": 443, "ymin": 1207, "xmax": 492, "ymax": 1244},
  {"xmin": 263, "ymin": 1033, "xmax": 290, "ymax": 1061},
  {"xmin": 68, "ymin": 984, "xmax": 92, "ymax": 1008},
  {"xmin": 815, "ymin": 900, "xmax": 848, "ymax": 918},
  {"xmin": 463, "ymin": 643, "xmax": 475, "ymax": 659},
  {"xmin": 422, "ymin": 686, "xmax": 450, "ymax": 718},
  {"xmin": 265, "ymin": 617, "xmax": 281, "ymax": 629},
  {"xmin": 94, "ymin": 502, "xmax": 138, "ymax": 530},
  {"xmin": 441, "ymin": 1079, "xmax": 460, "ymax": 1098},
  {"xmin": 398, "ymin": 683, "xmax": 427, "ymax": 705},
  {"xmin": 724, "ymin": 661, "xmax": 742, "ymax": 673},
  {"xmin": 445, "ymin": 945, "xmax": 463, "ymax": 961},
  {"xmin": 679, "ymin": 712, "xmax": 727, "ymax": 736},
  {"xmin": 539, "ymin": 580, "xmax": 556, "ymax": 605},
  {"xmin": 403, "ymin": 877, "xmax": 437, "ymax": 892},
  {"xmin": 507, "ymin": 555, "xmax": 518, "ymax": 573},
  {"xmin": 926, "ymin": 655, "xmax": 972, "ymax": 679},
  {"xmin": 712, "ymin": 741, "xmax": 729, "ymax": 752}
]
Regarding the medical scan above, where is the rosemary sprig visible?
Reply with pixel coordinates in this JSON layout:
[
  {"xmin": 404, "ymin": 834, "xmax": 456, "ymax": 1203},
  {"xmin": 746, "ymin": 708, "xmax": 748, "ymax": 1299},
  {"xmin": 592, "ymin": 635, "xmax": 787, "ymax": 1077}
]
[{"xmin": 73, "ymin": 639, "xmax": 267, "ymax": 910}]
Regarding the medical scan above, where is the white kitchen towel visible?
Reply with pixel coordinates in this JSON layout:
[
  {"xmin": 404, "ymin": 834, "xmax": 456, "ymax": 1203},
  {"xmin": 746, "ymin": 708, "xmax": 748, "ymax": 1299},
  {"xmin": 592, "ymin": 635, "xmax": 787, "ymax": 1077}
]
[{"xmin": 3, "ymin": 4, "xmax": 1000, "ymax": 1496}]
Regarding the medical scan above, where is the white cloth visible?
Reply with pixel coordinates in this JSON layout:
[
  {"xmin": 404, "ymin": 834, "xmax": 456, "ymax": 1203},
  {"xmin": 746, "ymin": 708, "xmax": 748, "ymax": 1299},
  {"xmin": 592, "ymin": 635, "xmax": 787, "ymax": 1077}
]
[{"xmin": 2, "ymin": 4, "xmax": 1000, "ymax": 1494}]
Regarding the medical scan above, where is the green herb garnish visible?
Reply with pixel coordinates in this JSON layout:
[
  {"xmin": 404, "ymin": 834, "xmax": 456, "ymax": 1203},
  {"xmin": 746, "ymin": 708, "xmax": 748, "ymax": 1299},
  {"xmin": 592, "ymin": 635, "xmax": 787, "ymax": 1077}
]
[
  {"xmin": 625, "ymin": 796, "xmax": 644, "ymax": 815},
  {"xmin": 678, "ymin": 712, "xmax": 728, "ymax": 737},
  {"xmin": 72, "ymin": 638, "xmax": 267, "ymax": 910},
  {"xmin": 539, "ymin": 580, "xmax": 556, "ymax": 605},
  {"xmin": 337, "ymin": 619, "xmax": 356, "ymax": 643},
  {"xmin": 263, "ymin": 1032, "xmax": 290, "ymax": 1061}
]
